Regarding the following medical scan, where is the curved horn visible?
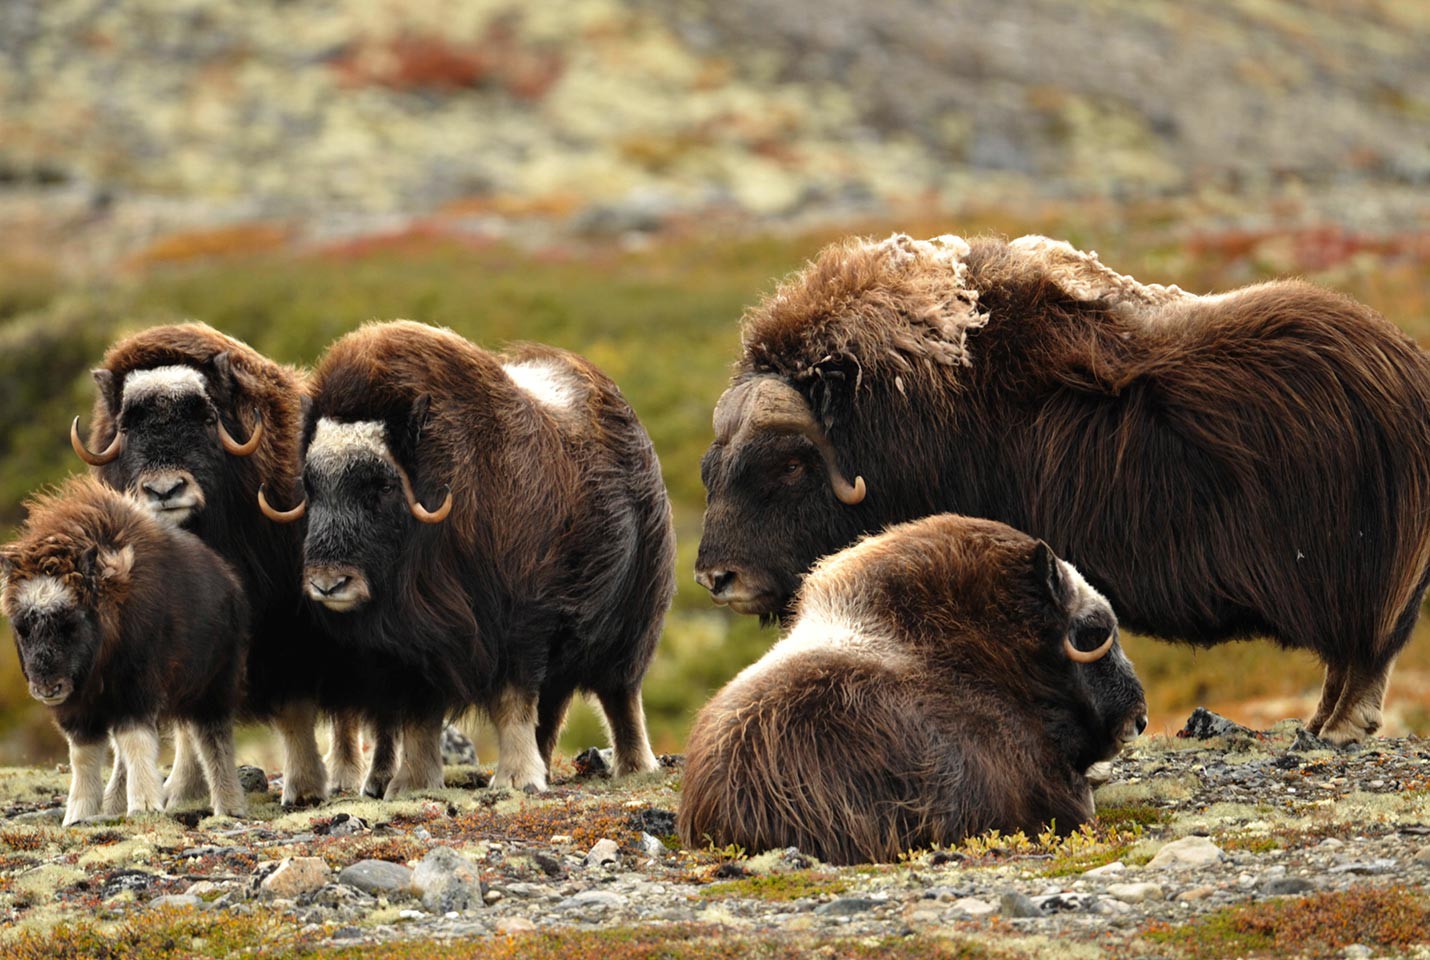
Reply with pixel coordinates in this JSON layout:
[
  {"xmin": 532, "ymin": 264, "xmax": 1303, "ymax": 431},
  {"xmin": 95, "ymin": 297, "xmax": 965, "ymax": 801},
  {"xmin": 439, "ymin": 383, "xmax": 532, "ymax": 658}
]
[
  {"xmin": 393, "ymin": 462, "xmax": 453, "ymax": 524},
  {"xmin": 71, "ymin": 417, "xmax": 123, "ymax": 466},
  {"xmin": 767, "ymin": 415, "xmax": 867, "ymax": 506},
  {"xmin": 219, "ymin": 409, "xmax": 262, "ymax": 457},
  {"xmin": 257, "ymin": 483, "xmax": 306, "ymax": 523},
  {"xmin": 1063, "ymin": 632, "xmax": 1115, "ymax": 664}
]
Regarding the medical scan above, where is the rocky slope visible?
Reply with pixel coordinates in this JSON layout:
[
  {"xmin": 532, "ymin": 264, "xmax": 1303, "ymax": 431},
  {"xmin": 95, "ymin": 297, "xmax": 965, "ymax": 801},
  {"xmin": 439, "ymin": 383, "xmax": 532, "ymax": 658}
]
[{"xmin": 1, "ymin": 713, "xmax": 1427, "ymax": 958}]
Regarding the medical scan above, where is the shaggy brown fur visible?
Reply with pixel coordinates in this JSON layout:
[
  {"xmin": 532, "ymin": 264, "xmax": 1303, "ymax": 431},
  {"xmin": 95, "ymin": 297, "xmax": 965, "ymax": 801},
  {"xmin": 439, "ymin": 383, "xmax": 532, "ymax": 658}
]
[
  {"xmin": 679, "ymin": 514, "xmax": 1146, "ymax": 864},
  {"xmin": 698, "ymin": 233, "xmax": 1430, "ymax": 744}
]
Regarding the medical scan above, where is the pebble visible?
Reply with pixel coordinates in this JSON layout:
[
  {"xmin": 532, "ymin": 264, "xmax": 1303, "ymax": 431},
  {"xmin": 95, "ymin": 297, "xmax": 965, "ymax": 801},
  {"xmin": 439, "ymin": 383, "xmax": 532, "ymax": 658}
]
[
  {"xmin": 412, "ymin": 847, "xmax": 484, "ymax": 914},
  {"xmin": 585, "ymin": 838, "xmax": 620, "ymax": 868},
  {"xmin": 237, "ymin": 766, "xmax": 269, "ymax": 794},
  {"xmin": 1328, "ymin": 859, "xmax": 1397, "ymax": 875},
  {"xmin": 952, "ymin": 897, "xmax": 997, "ymax": 917},
  {"xmin": 261, "ymin": 857, "xmax": 331, "ymax": 898},
  {"xmin": 1083, "ymin": 861, "xmax": 1126, "ymax": 877},
  {"xmin": 497, "ymin": 917, "xmax": 538, "ymax": 935},
  {"xmin": 558, "ymin": 889, "xmax": 628, "ymax": 910},
  {"xmin": 639, "ymin": 833, "xmax": 667, "ymax": 857},
  {"xmin": 150, "ymin": 894, "xmax": 202, "ymax": 909},
  {"xmin": 184, "ymin": 881, "xmax": 222, "ymax": 898},
  {"xmin": 1261, "ymin": 876, "xmax": 1315, "ymax": 896},
  {"xmin": 1175, "ymin": 885, "xmax": 1216, "ymax": 902},
  {"xmin": 1414, "ymin": 846, "xmax": 1430, "ymax": 865},
  {"xmin": 1105, "ymin": 882, "xmax": 1164, "ymax": 903},
  {"xmin": 338, "ymin": 859, "xmax": 414, "ymax": 897},
  {"xmin": 440, "ymin": 725, "xmax": 479, "ymax": 766},
  {"xmin": 1148, "ymin": 836, "xmax": 1223, "ymax": 869},
  {"xmin": 815, "ymin": 897, "xmax": 878, "ymax": 917},
  {"xmin": 999, "ymin": 891, "xmax": 1044, "ymax": 918}
]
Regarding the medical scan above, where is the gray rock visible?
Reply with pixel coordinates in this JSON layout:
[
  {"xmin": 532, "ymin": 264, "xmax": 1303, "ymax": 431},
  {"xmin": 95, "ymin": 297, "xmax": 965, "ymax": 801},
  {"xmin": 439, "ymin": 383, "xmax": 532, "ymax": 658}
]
[
  {"xmin": 1414, "ymin": 846, "xmax": 1430, "ymax": 865},
  {"xmin": 1032, "ymin": 892, "xmax": 1092, "ymax": 914},
  {"xmin": 237, "ymin": 766, "xmax": 269, "ymax": 794},
  {"xmin": 412, "ymin": 847, "xmax": 484, "ymax": 914},
  {"xmin": 1262, "ymin": 876, "xmax": 1316, "ymax": 896},
  {"xmin": 338, "ymin": 859, "xmax": 414, "ymax": 897},
  {"xmin": 150, "ymin": 894, "xmax": 202, "ymax": 910},
  {"xmin": 260, "ymin": 857, "xmax": 331, "ymax": 898},
  {"xmin": 999, "ymin": 891, "xmax": 1044, "ymax": 918},
  {"xmin": 639, "ymin": 833, "xmax": 667, "ymax": 857},
  {"xmin": 9, "ymin": 806, "xmax": 64, "ymax": 823},
  {"xmin": 951, "ymin": 897, "xmax": 996, "ymax": 916},
  {"xmin": 1105, "ymin": 882, "xmax": 1164, "ymax": 903},
  {"xmin": 1328, "ymin": 859, "xmax": 1397, "ymax": 876},
  {"xmin": 815, "ymin": 897, "xmax": 878, "ymax": 916},
  {"xmin": 1178, "ymin": 707, "xmax": 1254, "ymax": 740},
  {"xmin": 585, "ymin": 838, "xmax": 620, "ymax": 868},
  {"xmin": 1290, "ymin": 728, "xmax": 1334, "ymax": 753},
  {"xmin": 1148, "ymin": 836, "xmax": 1223, "ymax": 869},
  {"xmin": 558, "ymin": 889, "xmax": 628, "ymax": 910},
  {"xmin": 440, "ymin": 725, "xmax": 478, "ymax": 766}
]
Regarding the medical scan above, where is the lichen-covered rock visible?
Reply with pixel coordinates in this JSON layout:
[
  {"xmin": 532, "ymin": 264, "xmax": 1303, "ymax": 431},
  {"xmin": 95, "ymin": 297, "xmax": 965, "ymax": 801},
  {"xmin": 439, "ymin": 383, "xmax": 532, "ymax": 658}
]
[{"xmin": 260, "ymin": 857, "xmax": 331, "ymax": 898}]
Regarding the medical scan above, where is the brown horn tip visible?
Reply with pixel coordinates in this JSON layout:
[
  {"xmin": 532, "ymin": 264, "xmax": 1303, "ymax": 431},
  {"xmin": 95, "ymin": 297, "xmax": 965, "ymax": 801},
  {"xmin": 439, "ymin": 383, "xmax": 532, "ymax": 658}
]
[
  {"xmin": 1064, "ymin": 632, "xmax": 1114, "ymax": 664},
  {"xmin": 71, "ymin": 416, "xmax": 123, "ymax": 466},
  {"xmin": 257, "ymin": 483, "xmax": 306, "ymax": 523},
  {"xmin": 410, "ymin": 484, "xmax": 453, "ymax": 524},
  {"xmin": 219, "ymin": 409, "xmax": 262, "ymax": 456}
]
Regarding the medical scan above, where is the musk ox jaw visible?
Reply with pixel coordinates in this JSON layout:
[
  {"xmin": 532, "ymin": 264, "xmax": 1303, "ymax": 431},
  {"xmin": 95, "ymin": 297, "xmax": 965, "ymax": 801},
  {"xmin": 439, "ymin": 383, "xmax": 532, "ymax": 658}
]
[{"xmin": 303, "ymin": 565, "xmax": 372, "ymax": 613}]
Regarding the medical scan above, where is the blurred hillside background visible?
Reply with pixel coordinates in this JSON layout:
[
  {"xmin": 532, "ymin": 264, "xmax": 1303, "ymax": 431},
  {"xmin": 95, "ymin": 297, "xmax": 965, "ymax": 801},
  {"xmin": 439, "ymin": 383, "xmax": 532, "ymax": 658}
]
[{"xmin": 1, "ymin": 0, "xmax": 1428, "ymax": 765}]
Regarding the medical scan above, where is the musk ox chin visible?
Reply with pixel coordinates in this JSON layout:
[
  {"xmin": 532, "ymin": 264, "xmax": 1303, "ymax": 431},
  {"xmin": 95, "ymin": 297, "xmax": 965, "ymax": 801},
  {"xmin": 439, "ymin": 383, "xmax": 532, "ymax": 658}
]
[
  {"xmin": 679, "ymin": 514, "xmax": 1147, "ymax": 865},
  {"xmin": 696, "ymin": 233, "xmax": 1430, "ymax": 745},
  {"xmin": 1, "ymin": 477, "xmax": 249, "ymax": 824}
]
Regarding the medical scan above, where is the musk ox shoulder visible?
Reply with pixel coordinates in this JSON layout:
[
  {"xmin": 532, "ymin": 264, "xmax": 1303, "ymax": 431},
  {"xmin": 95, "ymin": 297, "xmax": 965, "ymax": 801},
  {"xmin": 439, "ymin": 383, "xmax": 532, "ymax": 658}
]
[
  {"xmin": 696, "ymin": 232, "xmax": 1430, "ymax": 744},
  {"xmin": 76, "ymin": 323, "xmax": 341, "ymax": 805},
  {"xmin": 679, "ymin": 513, "xmax": 1146, "ymax": 864},
  {"xmin": 276, "ymin": 321, "xmax": 675, "ymax": 796},
  {"xmin": 1, "ymin": 476, "xmax": 249, "ymax": 824}
]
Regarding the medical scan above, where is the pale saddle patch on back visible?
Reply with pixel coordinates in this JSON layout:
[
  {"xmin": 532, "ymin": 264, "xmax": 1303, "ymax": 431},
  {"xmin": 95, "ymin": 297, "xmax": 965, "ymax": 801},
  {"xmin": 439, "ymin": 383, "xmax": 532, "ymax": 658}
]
[
  {"xmin": 1009, "ymin": 235, "xmax": 1194, "ymax": 312},
  {"xmin": 122, "ymin": 366, "xmax": 208, "ymax": 404},
  {"xmin": 502, "ymin": 360, "xmax": 585, "ymax": 414}
]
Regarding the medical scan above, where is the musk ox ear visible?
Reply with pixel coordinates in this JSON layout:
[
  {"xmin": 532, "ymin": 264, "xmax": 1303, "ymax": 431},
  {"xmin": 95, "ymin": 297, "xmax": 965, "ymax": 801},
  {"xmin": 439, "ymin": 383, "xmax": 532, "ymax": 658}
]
[
  {"xmin": 0, "ymin": 545, "xmax": 15, "ymax": 586},
  {"xmin": 409, "ymin": 393, "xmax": 433, "ymax": 445},
  {"xmin": 808, "ymin": 355, "xmax": 861, "ymax": 431},
  {"xmin": 1032, "ymin": 540, "xmax": 1069, "ymax": 611},
  {"xmin": 77, "ymin": 544, "xmax": 101, "ymax": 584},
  {"xmin": 91, "ymin": 369, "xmax": 121, "ymax": 415},
  {"xmin": 207, "ymin": 351, "xmax": 240, "ymax": 404},
  {"xmin": 96, "ymin": 546, "xmax": 135, "ymax": 585}
]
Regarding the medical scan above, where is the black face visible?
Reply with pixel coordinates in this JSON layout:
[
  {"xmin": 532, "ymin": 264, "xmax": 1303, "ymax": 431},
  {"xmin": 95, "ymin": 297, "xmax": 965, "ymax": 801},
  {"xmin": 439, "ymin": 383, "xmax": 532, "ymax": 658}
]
[
  {"xmin": 300, "ymin": 454, "xmax": 408, "ymax": 613},
  {"xmin": 98, "ymin": 378, "xmax": 229, "ymax": 528},
  {"xmin": 696, "ymin": 429, "xmax": 861, "ymax": 620},
  {"xmin": 7, "ymin": 589, "xmax": 99, "ymax": 706}
]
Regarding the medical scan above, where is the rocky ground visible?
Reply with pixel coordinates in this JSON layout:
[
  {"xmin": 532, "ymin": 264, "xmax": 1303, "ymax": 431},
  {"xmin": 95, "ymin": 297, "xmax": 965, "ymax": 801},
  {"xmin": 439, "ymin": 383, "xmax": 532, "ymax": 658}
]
[{"xmin": 1, "ymin": 711, "xmax": 1427, "ymax": 959}]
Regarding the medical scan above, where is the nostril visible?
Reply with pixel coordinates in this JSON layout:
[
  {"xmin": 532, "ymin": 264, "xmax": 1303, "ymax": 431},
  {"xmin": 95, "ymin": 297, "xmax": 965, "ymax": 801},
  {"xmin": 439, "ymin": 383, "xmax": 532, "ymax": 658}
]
[
  {"xmin": 1136, "ymin": 714, "xmax": 1149, "ymax": 736},
  {"xmin": 314, "ymin": 576, "xmax": 350, "ymax": 597},
  {"xmin": 710, "ymin": 570, "xmax": 735, "ymax": 595},
  {"xmin": 142, "ymin": 477, "xmax": 186, "ymax": 501}
]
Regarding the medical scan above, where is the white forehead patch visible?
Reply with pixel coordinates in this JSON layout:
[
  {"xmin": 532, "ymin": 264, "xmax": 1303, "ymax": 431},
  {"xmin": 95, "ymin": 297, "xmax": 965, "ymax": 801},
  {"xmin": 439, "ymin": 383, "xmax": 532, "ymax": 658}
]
[
  {"xmin": 122, "ymin": 366, "xmax": 207, "ymax": 403},
  {"xmin": 307, "ymin": 418, "xmax": 391, "ymax": 474},
  {"xmin": 14, "ymin": 576, "xmax": 75, "ymax": 615},
  {"xmin": 503, "ymin": 361, "xmax": 583, "ymax": 413}
]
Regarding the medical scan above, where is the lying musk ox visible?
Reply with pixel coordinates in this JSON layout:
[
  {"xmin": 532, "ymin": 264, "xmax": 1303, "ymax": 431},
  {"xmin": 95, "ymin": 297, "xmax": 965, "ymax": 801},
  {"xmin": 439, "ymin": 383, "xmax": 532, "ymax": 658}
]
[
  {"xmin": 680, "ymin": 514, "xmax": 1147, "ymax": 863},
  {"xmin": 696, "ymin": 233, "xmax": 1430, "ymax": 745},
  {"xmin": 262, "ymin": 320, "xmax": 674, "ymax": 794},
  {"xmin": 73, "ymin": 324, "xmax": 350, "ymax": 804},
  {"xmin": 1, "ymin": 476, "xmax": 249, "ymax": 824}
]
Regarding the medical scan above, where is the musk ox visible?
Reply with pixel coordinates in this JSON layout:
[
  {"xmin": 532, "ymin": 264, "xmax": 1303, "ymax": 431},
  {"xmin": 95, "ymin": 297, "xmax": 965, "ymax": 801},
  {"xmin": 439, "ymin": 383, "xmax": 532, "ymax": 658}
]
[
  {"xmin": 262, "ymin": 320, "xmax": 674, "ymax": 795},
  {"xmin": 696, "ymin": 233, "xmax": 1430, "ymax": 745},
  {"xmin": 73, "ymin": 324, "xmax": 351, "ymax": 804},
  {"xmin": 679, "ymin": 514, "xmax": 1147, "ymax": 864},
  {"xmin": 1, "ymin": 476, "xmax": 249, "ymax": 823}
]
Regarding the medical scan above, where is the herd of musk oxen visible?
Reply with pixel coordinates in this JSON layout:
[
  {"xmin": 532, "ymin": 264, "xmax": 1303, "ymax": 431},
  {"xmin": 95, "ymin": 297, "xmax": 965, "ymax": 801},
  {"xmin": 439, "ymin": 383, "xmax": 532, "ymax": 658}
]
[{"xmin": 4, "ymin": 232, "xmax": 1429, "ymax": 863}]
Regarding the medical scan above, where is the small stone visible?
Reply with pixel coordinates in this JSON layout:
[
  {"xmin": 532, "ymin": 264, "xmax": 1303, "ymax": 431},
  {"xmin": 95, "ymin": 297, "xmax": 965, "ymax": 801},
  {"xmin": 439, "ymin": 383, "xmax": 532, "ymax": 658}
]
[
  {"xmin": 999, "ymin": 891, "xmax": 1044, "ymax": 918},
  {"xmin": 1262, "ymin": 876, "xmax": 1316, "ymax": 896},
  {"xmin": 1084, "ymin": 861, "xmax": 1126, "ymax": 878},
  {"xmin": 1329, "ymin": 859, "xmax": 1396, "ymax": 876},
  {"xmin": 412, "ymin": 847, "xmax": 484, "ymax": 913},
  {"xmin": 815, "ymin": 897, "xmax": 878, "ymax": 916},
  {"xmin": 339, "ymin": 859, "xmax": 414, "ymax": 897},
  {"xmin": 330, "ymin": 925, "xmax": 363, "ymax": 940},
  {"xmin": 497, "ymin": 917, "xmax": 538, "ymax": 935},
  {"xmin": 1106, "ymin": 882, "xmax": 1164, "ymax": 903},
  {"xmin": 483, "ymin": 888, "xmax": 504, "ymax": 904},
  {"xmin": 1290, "ymin": 728, "xmax": 1333, "ymax": 752},
  {"xmin": 9, "ymin": 807, "xmax": 65, "ymax": 823},
  {"xmin": 1342, "ymin": 946, "xmax": 1373, "ymax": 959},
  {"xmin": 1177, "ymin": 707, "xmax": 1254, "ymax": 740},
  {"xmin": 1148, "ymin": 836, "xmax": 1223, "ymax": 869},
  {"xmin": 558, "ymin": 889, "xmax": 628, "ymax": 910},
  {"xmin": 184, "ymin": 881, "xmax": 222, "ymax": 898},
  {"xmin": 952, "ymin": 897, "xmax": 996, "ymax": 917},
  {"xmin": 584, "ymin": 838, "xmax": 620, "ymax": 868},
  {"xmin": 261, "ymin": 857, "xmax": 331, "ymax": 898},
  {"xmin": 237, "ymin": 766, "xmax": 269, "ymax": 794},
  {"xmin": 1320, "ymin": 838, "xmax": 1346, "ymax": 849},
  {"xmin": 150, "ymin": 894, "xmax": 202, "ymax": 909},
  {"xmin": 573, "ymin": 748, "xmax": 614, "ymax": 778},
  {"xmin": 1413, "ymin": 846, "xmax": 1430, "ymax": 865},
  {"xmin": 639, "ymin": 833, "xmax": 667, "ymax": 857},
  {"xmin": 397, "ymin": 909, "xmax": 425, "ymax": 920},
  {"xmin": 440, "ymin": 724, "xmax": 479, "ymax": 766},
  {"xmin": 1097, "ymin": 898, "xmax": 1134, "ymax": 915},
  {"xmin": 531, "ymin": 851, "xmax": 565, "ymax": 877},
  {"xmin": 1176, "ymin": 885, "xmax": 1216, "ymax": 901}
]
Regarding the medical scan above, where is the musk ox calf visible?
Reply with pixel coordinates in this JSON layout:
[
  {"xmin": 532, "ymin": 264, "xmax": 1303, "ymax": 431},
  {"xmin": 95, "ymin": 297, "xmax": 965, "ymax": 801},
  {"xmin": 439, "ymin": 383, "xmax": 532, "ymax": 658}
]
[
  {"xmin": 1, "ymin": 477, "xmax": 249, "ymax": 824},
  {"xmin": 73, "ymin": 324, "xmax": 345, "ymax": 804},
  {"xmin": 680, "ymin": 514, "xmax": 1147, "ymax": 864},
  {"xmin": 696, "ymin": 233, "xmax": 1430, "ymax": 745},
  {"xmin": 261, "ymin": 320, "xmax": 674, "ymax": 795}
]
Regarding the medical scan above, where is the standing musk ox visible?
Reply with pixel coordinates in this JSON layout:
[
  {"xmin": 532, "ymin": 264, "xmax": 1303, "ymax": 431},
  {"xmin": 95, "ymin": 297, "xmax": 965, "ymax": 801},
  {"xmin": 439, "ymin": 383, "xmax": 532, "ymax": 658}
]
[
  {"xmin": 264, "ymin": 320, "xmax": 674, "ymax": 794},
  {"xmin": 696, "ymin": 233, "xmax": 1430, "ymax": 745},
  {"xmin": 73, "ymin": 324, "xmax": 355, "ymax": 804},
  {"xmin": 679, "ymin": 514, "xmax": 1147, "ymax": 864},
  {"xmin": 1, "ymin": 477, "xmax": 249, "ymax": 824}
]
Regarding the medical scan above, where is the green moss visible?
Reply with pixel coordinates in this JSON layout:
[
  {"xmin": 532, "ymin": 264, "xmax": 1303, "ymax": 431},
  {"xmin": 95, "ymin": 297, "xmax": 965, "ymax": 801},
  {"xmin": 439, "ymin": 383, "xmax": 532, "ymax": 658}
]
[
  {"xmin": 1093, "ymin": 802, "xmax": 1171, "ymax": 830},
  {"xmin": 698, "ymin": 872, "xmax": 850, "ymax": 902}
]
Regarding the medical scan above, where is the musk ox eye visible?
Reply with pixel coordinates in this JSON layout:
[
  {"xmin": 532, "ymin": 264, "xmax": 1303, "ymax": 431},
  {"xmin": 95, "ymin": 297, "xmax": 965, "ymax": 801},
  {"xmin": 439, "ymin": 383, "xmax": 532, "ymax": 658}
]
[{"xmin": 781, "ymin": 458, "xmax": 805, "ymax": 479}]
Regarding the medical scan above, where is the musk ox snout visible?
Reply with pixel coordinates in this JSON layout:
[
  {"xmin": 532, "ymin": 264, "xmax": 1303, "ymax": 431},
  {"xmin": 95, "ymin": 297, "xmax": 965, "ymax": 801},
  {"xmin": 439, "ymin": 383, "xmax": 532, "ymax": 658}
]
[
  {"xmin": 692, "ymin": 564, "xmax": 776, "ymax": 615},
  {"xmin": 28, "ymin": 676, "xmax": 74, "ymax": 705},
  {"xmin": 134, "ymin": 469, "xmax": 203, "ymax": 523},
  {"xmin": 303, "ymin": 564, "xmax": 371, "ymax": 612}
]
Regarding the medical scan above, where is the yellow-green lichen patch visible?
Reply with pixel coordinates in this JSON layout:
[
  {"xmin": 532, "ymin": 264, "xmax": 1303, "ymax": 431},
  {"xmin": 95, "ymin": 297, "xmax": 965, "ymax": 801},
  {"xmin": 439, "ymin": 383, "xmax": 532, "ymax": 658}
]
[{"xmin": 697, "ymin": 871, "xmax": 850, "ymax": 901}]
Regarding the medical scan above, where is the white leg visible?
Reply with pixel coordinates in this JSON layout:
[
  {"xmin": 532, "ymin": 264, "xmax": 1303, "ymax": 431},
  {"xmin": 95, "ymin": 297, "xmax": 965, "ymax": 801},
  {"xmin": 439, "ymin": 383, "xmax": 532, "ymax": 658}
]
[
  {"xmin": 362, "ymin": 723, "xmax": 400, "ymax": 799},
  {"xmin": 490, "ymin": 689, "xmax": 548, "ymax": 792},
  {"xmin": 273, "ymin": 700, "xmax": 327, "ymax": 806},
  {"xmin": 384, "ymin": 716, "xmax": 444, "ymax": 799},
  {"xmin": 163, "ymin": 723, "xmax": 208, "ymax": 808},
  {"xmin": 102, "ymin": 735, "xmax": 127, "ymax": 815},
  {"xmin": 595, "ymin": 687, "xmax": 660, "ymax": 777},
  {"xmin": 63, "ymin": 737, "xmax": 107, "ymax": 826},
  {"xmin": 326, "ymin": 712, "xmax": 365, "ymax": 796},
  {"xmin": 1320, "ymin": 660, "xmax": 1394, "ymax": 745},
  {"xmin": 190, "ymin": 719, "xmax": 246, "ymax": 818},
  {"xmin": 113, "ymin": 725, "xmax": 164, "ymax": 816}
]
